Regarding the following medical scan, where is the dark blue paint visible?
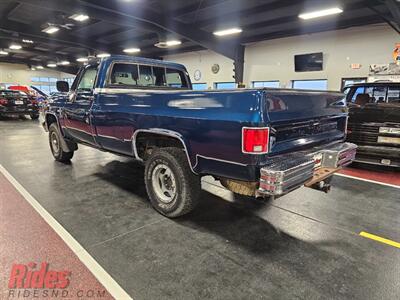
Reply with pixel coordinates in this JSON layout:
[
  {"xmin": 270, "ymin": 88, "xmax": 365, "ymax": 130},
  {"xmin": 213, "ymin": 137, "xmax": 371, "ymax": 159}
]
[{"xmin": 48, "ymin": 56, "xmax": 347, "ymax": 182}]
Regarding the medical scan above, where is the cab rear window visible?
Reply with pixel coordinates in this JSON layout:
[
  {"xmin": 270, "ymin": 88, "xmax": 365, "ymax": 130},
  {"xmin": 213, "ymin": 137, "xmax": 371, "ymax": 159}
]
[
  {"xmin": 350, "ymin": 85, "xmax": 400, "ymax": 103},
  {"xmin": 109, "ymin": 63, "xmax": 189, "ymax": 89}
]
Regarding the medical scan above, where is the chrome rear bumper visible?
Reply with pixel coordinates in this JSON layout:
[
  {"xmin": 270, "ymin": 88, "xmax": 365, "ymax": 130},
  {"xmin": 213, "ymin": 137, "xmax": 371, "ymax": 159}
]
[{"xmin": 259, "ymin": 142, "xmax": 357, "ymax": 196}]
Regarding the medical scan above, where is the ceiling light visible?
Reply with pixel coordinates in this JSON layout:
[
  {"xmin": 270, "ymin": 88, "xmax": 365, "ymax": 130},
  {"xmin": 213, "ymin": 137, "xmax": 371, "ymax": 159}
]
[
  {"xmin": 96, "ymin": 53, "xmax": 110, "ymax": 58},
  {"xmin": 58, "ymin": 60, "xmax": 70, "ymax": 65},
  {"xmin": 9, "ymin": 44, "xmax": 22, "ymax": 50},
  {"xmin": 42, "ymin": 26, "xmax": 59, "ymax": 34},
  {"xmin": 213, "ymin": 28, "xmax": 242, "ymax": 36},
  {"xmin": 76, "ymin": 57, "xmax": 88, "ymax": 62},
  {"xmin": 47, "ymin": 63, "xmax": 57, "ymax": 68},
  {"xmin": 299, "ymin": 7, "xmax": 343, "ymax": 20},
  {"xmin": 22, "ymin": 39, "xmax": 34, "ymax": 44},
  {"xmin": 36, "ymin": 65, "xmax": 44, "ymax": 69},
  {"xmin": 0, "ymin": 50, "xmax": 8, "ymax": 55},
  {"xmin": 165, "ymin": 40, "xmax": 182, "ymax": 46},
  {"xmin": 154, "ymin": 40, "xmax": 182, "ymax": 48},
  {"xmin": 31, "ymin": 67, "xmax": 36, "ymax": 71},
  {"xmin": 123, "ymin": 48, "xmax": 141, "ymax": 54},
  {"xmin": 70, "ymin": 14, "xmax": 89, "ymax": 22}
]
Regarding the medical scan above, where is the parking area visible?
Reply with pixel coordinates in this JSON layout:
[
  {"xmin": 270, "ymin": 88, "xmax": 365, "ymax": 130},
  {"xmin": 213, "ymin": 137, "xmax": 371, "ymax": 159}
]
[{"xmin": 1, "ymin": 118, "xmax": 399, "ymax": 300}]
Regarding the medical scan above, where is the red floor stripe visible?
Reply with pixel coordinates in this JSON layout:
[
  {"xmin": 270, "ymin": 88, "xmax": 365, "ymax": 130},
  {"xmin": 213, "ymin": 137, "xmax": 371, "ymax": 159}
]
[
  {"xmin": 0, "ymin": 173, "xmax": 114, "ymax": 300},
  {"xmin": 338, "ymin": 167, "xmax": 400, "ymax": 186}
]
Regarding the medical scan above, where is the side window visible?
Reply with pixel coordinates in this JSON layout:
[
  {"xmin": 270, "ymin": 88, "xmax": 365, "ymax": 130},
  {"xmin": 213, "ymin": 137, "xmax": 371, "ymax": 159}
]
[
  {"xmin": 138, "ymin": 65, "xmax": 154, "ymax": 87},
  {"xmin": 351, "ymin": 87, "xmax": 366, "ymax": 102},
  {"xmin": 166, "ymin": 68, "xmax": 187, "ymax": 88},
  {"xmin": 110, "ymin": 63, "xmax": 139, "ymax": 86},
  {"xmin": 366, "ymin": 86, "xmax": 387, "ymax": 103},
  {"xmin": 387, "ymin": 86, "xmax": 400, "ymax": 103},
  {"xmin": 77, "ymin": 67, "xmax": 97, "ymax": 92}
]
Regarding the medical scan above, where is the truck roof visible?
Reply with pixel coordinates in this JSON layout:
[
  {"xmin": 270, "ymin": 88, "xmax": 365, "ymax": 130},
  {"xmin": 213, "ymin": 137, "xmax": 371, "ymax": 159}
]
[
  {"xmin": 98, "ymin": 55, "xmax": 187, "ymax": 71},
  {"xmin": 345, "ymin": 82, "xmax": 400, "ymax": 88}
]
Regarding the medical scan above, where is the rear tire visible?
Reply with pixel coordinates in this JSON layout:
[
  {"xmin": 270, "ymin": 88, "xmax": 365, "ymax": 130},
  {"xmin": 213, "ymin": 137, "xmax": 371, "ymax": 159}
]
[
  {"xmin": 144, "ymin": 147, "xmax": 200, "ymax": 218},
  {"xmin": 48, "ymin": 123, "xmax": 74, "ymax": 163}
]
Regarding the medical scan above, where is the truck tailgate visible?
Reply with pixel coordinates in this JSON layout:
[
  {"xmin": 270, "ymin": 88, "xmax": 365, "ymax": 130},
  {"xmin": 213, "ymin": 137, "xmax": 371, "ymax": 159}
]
[{"xmin": 264, "ymin": 89, "xmax": 348, "ymax": 155}]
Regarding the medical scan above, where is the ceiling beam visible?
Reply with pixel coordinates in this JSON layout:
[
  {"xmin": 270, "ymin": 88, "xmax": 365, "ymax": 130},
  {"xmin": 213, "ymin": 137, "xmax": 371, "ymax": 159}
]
[
  {"xmin": 241, "ymin": 14, "xmax": 386, "ymax": 44},
  {"xmin": 0, "ymin": 34, "xmax": 78, "ymax": 63},
  {"xmin": 382, "ymin": 0, "xmax": 400, "ymax": 32},
  {"xmin": 16, "ymin": 0, "xmax": 243, "ymax": 61},
  {"xmin": 0, "ymin": 12, "xmax": 112, "ymax": 54}
]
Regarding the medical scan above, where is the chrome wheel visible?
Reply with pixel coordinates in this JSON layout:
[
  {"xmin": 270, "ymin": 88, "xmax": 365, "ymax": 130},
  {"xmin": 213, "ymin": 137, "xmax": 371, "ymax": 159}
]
[
  {"xmin": 50, "ymin": 131, "xmax": 60, "ymax": 153},
  {"xmin": 151, "ymin": 164, "xmax": 177, "ymax": 203}
]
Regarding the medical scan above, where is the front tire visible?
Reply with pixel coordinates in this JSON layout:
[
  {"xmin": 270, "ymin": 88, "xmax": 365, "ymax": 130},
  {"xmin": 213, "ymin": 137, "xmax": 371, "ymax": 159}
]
[
  {"xmin": 30, "ymin": 113, "xmax": 39, "ymax": 120},
  {"xmin": 48, "ymin": 123, "xmax": 74, "ymax": 163},
  {"xmin": 144, "ymin": 147, "xmax": 200, "ymax": 218}
]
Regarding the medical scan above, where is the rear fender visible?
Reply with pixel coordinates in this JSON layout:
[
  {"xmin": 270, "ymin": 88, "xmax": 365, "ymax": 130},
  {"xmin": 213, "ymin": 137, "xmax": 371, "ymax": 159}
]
[{"xmin": 132, "ymin": 128, "xmax": 196, "ymax": 174}]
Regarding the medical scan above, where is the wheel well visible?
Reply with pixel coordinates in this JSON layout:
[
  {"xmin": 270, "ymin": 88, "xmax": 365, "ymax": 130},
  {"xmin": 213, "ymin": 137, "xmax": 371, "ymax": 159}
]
[
  {"xmin": 45, "ymin": 114, "xmax": 57, "ymax": 129},
  {"xmin": 135, "ymin": 132, "xmax": 186, "ymax": 161}
]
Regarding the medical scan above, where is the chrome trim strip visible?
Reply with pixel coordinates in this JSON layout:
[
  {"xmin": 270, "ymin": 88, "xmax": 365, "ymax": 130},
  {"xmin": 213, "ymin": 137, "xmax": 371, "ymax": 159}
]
[
  {"xmin": 132, "ymin": 128, "xmax": 198, "ymax": 175},
  {"xmin": 95, "ymin": 88, "xmax": 191, "ymax": 94},
  {"xmin": 96, "ymin": 134, "xmax": 132, "ymax": 142},
  {"xmin": 63, "ymin": 126, "xmax": 91, "ymax": 135},
  {"xmin": 194, "ymin": 155, "xmax": 248, "ymax": 167}
]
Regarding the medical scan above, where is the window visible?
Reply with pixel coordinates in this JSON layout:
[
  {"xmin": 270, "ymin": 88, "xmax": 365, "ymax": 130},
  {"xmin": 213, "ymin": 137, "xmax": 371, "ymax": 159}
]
[
  {"xmin": 252, "ymin": 81, "xmax": 280, "ymax": 88},
  {"xmin": 138, "ymin": 65, "xmax": 154, "ymax": 86},
  {"xmin": 63, "ymin": 78, "xmax": 75, "ymax": 86},
  {"xmin": 387, "ymin": 86, "xmax": 400, "ymax": 103},
  {"xmin": 31, "ymin": 76, "xmax": 60, "ymax": 96},
  {"xmin": 77, "ymin": 67, "xmax": 97, "ymax": 91},
  {"xmin": 350, "ymin": 86, "xmax": 366, "ymax": 102},
  {"xmin": 349, "ymin": 85, "xmax": 400, "ymax": 103},
  {"xmin": 292, "ymin": 79, "xmax": 328, "ymax": 90},
  {"xmin": 109, "ymin": 63, "xmax": 188, "ymax": 89},
  {"xmin": 215, "ymin": 82, "xmax": 236, "ymax": 89},
  {"xmin": 341, "ymin": 77, "xmax": 367, "ymax": 90},
  {"xmin": 192, "ymin": 83, "xmax": 207, "ymax": 90},
  {"xmin": 166, "ymin": 68, "xmax": 186, "ymax": 88}
]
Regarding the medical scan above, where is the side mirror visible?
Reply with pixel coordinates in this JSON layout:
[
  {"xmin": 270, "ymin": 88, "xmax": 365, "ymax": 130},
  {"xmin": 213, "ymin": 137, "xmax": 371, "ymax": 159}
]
[{"xmin": 56, "ymin": 81, "xmax": 69, "ymax": 93}]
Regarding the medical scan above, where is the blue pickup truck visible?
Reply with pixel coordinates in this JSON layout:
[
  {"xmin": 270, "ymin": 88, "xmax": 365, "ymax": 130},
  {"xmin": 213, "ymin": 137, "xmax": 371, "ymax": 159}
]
[{"xmin": 43, "ymin": 55, "xmax": 356, "ymax": 217}]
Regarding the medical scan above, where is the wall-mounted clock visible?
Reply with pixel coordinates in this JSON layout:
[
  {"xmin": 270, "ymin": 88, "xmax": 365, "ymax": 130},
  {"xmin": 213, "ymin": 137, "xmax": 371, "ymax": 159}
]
[
  {"xmin": 194, "ymin": 69, "xmax": 201, "ymax": 81},
  {"xmin": 211, "ymin": 64, "xmax": 220, "ymax": 74}
]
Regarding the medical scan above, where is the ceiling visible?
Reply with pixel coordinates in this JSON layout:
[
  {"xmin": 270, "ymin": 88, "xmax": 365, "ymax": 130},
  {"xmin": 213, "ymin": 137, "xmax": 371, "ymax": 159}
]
[{"xmin": 0, "ymin": 0, "xmax": 398, "ymax": 73}]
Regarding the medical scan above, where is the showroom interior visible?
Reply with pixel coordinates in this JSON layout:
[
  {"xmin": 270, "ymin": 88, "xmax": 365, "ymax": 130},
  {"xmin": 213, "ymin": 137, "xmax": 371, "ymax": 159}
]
[{"xmin": 0, "ymin": 0, "xmax": 399, "ymax": 299}]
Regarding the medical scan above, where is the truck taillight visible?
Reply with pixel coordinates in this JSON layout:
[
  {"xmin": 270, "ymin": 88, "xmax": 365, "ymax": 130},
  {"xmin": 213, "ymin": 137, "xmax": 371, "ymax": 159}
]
[
  {"xmin": 0, "ymin": 98, "xmax": 8, "ymax": 105},
  {"xmin": 242, "ymin": 127, "xmax": 269, "ymax": 154}
]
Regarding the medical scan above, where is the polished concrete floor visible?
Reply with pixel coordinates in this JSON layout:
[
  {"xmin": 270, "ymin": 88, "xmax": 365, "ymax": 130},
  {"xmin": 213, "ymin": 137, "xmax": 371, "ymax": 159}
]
[{"xmin": 1, "ymin": 117, "xmax": 399, "ymax": 300}]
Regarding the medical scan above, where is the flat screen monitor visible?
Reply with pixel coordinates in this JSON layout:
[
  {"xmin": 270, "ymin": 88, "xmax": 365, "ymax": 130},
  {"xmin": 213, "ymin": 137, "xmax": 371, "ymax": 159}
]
[{"xmin": 295, "ymin": 52, "xmax": 323, "ymax": 72}]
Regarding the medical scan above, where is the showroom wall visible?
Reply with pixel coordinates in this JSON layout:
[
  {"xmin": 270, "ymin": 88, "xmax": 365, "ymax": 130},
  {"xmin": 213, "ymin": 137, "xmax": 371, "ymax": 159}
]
[
  {"xmin": 0, "ymin": 62, "xmax": 74, "ymax": 86},
  {"xmin": 165, "ymin": 24, "xmax": 399, "ymax": 90}
]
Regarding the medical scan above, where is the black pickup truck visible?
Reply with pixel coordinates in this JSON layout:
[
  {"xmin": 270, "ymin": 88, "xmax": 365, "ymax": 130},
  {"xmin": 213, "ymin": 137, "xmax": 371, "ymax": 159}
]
[{"xmin": 344, "ymin": 82, "xmax": 400, "ymax": 167}]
